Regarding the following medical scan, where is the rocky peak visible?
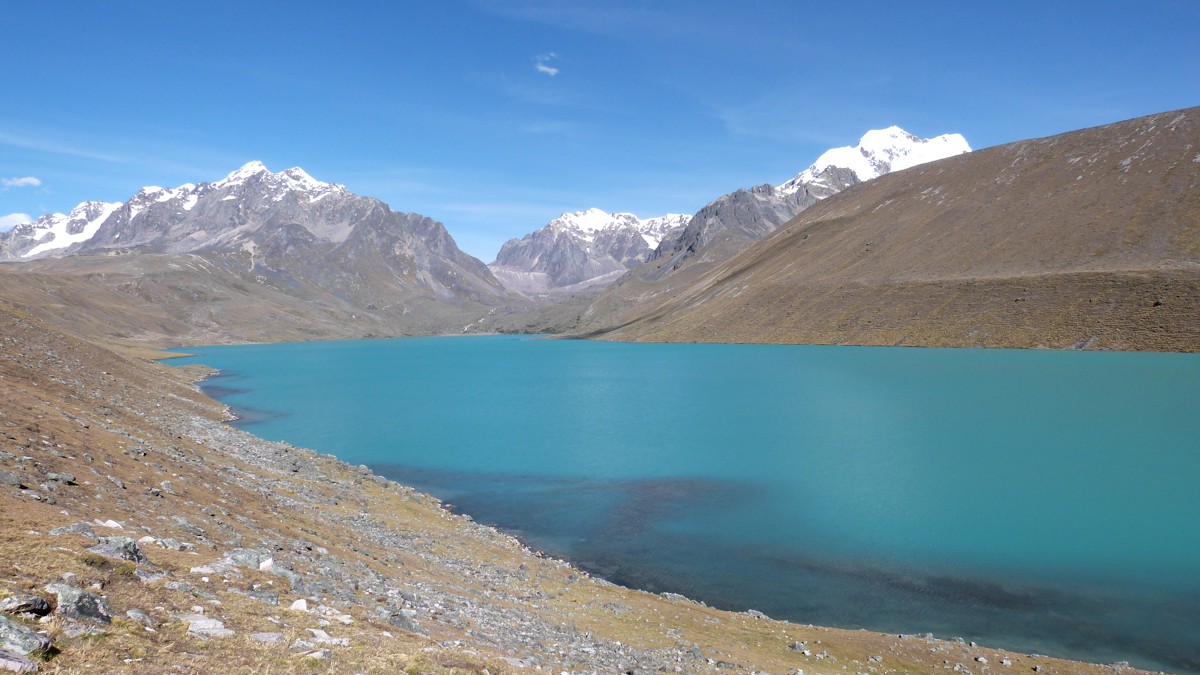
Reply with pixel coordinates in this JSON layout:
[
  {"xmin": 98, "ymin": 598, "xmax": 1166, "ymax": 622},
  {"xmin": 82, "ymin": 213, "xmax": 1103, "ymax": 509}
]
[{"xmin": 779, "ymin": 126, "xmax": 970, "ymax": 194}]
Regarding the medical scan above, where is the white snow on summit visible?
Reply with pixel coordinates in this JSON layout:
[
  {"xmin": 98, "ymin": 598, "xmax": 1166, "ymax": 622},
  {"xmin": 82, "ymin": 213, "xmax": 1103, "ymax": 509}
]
[
  {"xmin": 23, "ymin": 201, "xmax": 122, "ymax": 257},
  {"xmin": 213, "ymin": 161, "xmax": 347, "ymax": 202},
  {"xmin": 14, "ymin": 161, "xmax": 349, "ymax": 258},
  {"xmin": 546, "ymin": 208, "xmax": 689, "ymax": 246},
  {"xmin": 779, "ymin": 126, "xmax": 970, "ymax": 194}
]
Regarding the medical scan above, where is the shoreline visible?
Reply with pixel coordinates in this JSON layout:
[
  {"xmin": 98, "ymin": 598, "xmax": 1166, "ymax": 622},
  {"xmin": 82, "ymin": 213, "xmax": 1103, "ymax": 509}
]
[
  {"xmin": 0, "ymin": 300, "xmax": 1169, "ymax": 672},
  {"xmin": 170, "ymin": 345, "xmax": 1187, "ymax": 674}
]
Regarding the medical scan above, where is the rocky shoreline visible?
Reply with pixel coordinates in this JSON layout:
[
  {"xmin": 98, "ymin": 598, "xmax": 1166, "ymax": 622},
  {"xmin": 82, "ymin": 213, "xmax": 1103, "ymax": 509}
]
[{"xmin": 0, "ymin": 299, "xmax": 1161, "ymax": 673}]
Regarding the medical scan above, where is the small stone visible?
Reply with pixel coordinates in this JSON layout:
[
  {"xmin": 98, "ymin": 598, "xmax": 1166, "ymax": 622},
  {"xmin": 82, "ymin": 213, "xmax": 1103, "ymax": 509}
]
[
  {"xmin": 125, "ymin": 609, "xmax": 153, "ymax": 627},
  {"xmin": 45, "ymin": 472, "xmax": 75, "ymax": 484},
  {"xmin": 289, "ymin": 599, "xmax": 308, "ymax": 612},
  {"xmin": 106, "ymin": 475, "xmax": 125, "ymax": 490},
  {"xmin": 975, "ymin": 656, "xmax": 988, "ymax": 664},
  {"xmin": 160, "ymin": 481, "xmax": 176, "ymax": 495},
  {"xmin": 250, "ymin": 632, "xmax": 285, "ymax": 645},
  {"xmin": 183, "ymin": 614, "xmax": 234, "ymax": 639},
  {"xmin": 0, "ymin": 595, "xmax": 50, "ymax": 617},
  {"xmin": 1033, "ymin": 667, "xmax": 1044, "ymax": 673},
  {"xmin": 1001, "ymin": 658, "xmax": 1013, "ymax": 666},
  {"xmin": 0, "ymin": 472, "xmax": 24, "ymax": 488},
  {"xmin": 299, "ymin": 648, "xmax": 331, "ymax": 661}
]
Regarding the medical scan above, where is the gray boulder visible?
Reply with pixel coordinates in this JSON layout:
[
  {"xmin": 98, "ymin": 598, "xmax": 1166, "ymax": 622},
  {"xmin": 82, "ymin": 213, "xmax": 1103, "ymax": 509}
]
[
  {"xmin": 43, "ymin": 583, "xmax": 112, "ymax": 625},
  {"xmin": 179, "ymin": 614, "xmax": 234, "ymax": 639},
  {"xmin": 0, "ymin": 648, "xmax": 37, "ymax": 673},
  {"xmin": 0, "ymin": 616, "xmax": 51, "ymax": 655},
  {"xmin": 250, "ymin": 631, "xmax": 285, "ymax": 645},
  {"xmin": 0, "ymin": 595, "xmax": 49, "ymax": 617},
  {"xmin": 48, "ymin": 522, "xmax": 96, "ymax": 539},
  {"xmin": 224, "ymin": 549, "xmax": 264, "ymax": 569},
  {"xmin": 87, "ymin": 537, "xmax": 149, "ymax": 564}
]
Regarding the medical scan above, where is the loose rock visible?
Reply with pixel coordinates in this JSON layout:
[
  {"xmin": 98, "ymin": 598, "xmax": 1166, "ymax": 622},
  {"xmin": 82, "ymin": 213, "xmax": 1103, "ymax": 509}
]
[
  {"xmin": 43, "ymin": 583, "xmax": 112, "ymax": 625},
  {"xmin": 88, "ymin": 537, "xmax": 150, "ymax": 564},
  {"xmin": 0, "ymin": 595, "xmax": 49, "ymax": 617},
  {"xmin": 0, "ymin": 648, "xmax": 37, "ymax": 673},
  {"xmin": 0, "ymin": 616, "xmax": 51, "ymax": 655}
]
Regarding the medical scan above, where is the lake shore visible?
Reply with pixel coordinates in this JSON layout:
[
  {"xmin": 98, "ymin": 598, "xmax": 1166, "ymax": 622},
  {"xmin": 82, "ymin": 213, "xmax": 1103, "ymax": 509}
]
[{"xmin": 0, "ymin": 300, "xmax": 1164, "ymax": 673}]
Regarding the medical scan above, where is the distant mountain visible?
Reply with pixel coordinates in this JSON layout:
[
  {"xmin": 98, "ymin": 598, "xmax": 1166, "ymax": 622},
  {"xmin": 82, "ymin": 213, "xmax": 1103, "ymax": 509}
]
[
  {"xmin": 0, "ymin": 201, "xmax": 122, "ymax": 259},
  {"xmin": 491, "ymin": 128, "xmax": 968, "ymax": 297},
  {"xmin": 0, "ymin": 162, "xmax": 540, "ymax": 344},
  {"xmin": 576, "ymin": 127, "xmax": 970, "ymax": 329},
  {"xmin": 574, "ymin": 107, "xmax": 1200, "ymax": 352},
  {"xmin": 489, "ymin": 208, "xmax": 690, "ymax": 294}
]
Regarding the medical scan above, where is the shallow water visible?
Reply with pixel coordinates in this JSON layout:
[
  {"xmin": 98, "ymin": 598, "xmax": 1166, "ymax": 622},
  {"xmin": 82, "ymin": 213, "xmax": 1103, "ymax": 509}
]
[{"xmin": 171, "ymin": 336, "xmax": 1200, "ymax": 672}]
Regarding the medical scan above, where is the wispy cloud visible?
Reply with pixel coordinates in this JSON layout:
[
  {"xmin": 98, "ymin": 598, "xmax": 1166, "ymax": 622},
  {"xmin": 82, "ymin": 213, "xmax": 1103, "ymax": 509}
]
[
  {"xmin": 2, "ymin": 176, "xmax": 42, "ymax": 189},
  {"xmin": 535, "ymin": 53, "xmax": 559, "ymax": 76},
  {"xmin": 0, "ymin": 131, "xmax": 127, "ymax": 163},
  {"xmin": 0, "ymin": 213, "xmax": 33, "ymax": 231}
]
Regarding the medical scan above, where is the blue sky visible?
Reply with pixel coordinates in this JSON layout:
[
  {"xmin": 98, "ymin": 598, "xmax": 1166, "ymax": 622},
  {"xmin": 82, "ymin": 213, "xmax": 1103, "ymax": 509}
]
[{"xmin": 2, "ymin": 1, "xmax": 1197, "ymax": 261}]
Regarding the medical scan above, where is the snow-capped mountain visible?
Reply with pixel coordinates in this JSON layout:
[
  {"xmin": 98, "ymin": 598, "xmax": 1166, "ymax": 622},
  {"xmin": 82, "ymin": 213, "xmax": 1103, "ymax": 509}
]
[
  {"xmin": 779, "ymin": 126, "xmax": 971, "ymax": 194},
  {"xmin": 0, "ymin": 162, "xmax": 357, "ymax": 259},
  {"xmin": 490, "ymin": 208, "xmax": 690, "ymax": 293},
  {"xmin": 0, "ymin": 162, "xmax": 511, "ymax": 336},
  {"xmin": 648, "ymin": 126, "xmax": 972, "ymax": 277},
  {"xmin": 0, "ymin": 201, "xmax": 122, "ymax": 259}
]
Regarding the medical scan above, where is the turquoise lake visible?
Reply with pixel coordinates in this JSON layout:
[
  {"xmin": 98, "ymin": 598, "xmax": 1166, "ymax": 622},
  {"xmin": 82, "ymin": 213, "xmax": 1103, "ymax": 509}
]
[{"xmin": 170, "ymin": 335, "xmax": 1200, "ymax": 673}]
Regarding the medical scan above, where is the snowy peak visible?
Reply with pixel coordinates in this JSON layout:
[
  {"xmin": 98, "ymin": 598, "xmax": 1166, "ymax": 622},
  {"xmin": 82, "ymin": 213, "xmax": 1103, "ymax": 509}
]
[
  {"xmin": 780, "ymin": 126, "xmax": 970, "ymax": 194},
  {"xmin": 21, "ymin": 200, "xmax": 122, "ymax": 258},
  {"xmin": 491, "ymin": 208, "xmax": 692, "ymax": 292},
  {"xmin": 211, "ymin": 161, "xmax": 347, "ymax": 201},
  {"xmin": 545, "ymin": 208, "xmax": 689, "ymax": 247}
]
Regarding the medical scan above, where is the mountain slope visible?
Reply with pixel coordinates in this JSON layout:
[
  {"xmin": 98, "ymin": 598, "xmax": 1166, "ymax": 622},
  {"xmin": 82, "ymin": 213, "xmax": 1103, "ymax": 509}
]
[
  {"xmin": 575, "ymin": 127, "xmax": 970, "ymax": 331},
  {"xmin": 489, "ymin": 209, "xmax": 690, "ymax": 293},
  {"xmin": 576, "ymin": 107, "xmax": 1200, "ymax": 351},
  {"xmin": 0, "ymin": 162, "xmax": 540, "ymax": 345}
]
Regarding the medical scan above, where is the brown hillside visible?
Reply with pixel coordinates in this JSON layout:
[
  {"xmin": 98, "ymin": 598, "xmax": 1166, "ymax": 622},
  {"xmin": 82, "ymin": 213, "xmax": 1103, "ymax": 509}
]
[{"xmin": 576, "ymin": 107, "xmax": 1200, "ymax": 351}]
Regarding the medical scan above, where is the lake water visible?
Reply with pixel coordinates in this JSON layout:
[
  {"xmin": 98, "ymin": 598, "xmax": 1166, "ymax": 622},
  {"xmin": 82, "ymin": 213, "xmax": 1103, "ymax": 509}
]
[{"xmin": 170, "ymin": 336, "xmax": 1200, "ymax": 673}]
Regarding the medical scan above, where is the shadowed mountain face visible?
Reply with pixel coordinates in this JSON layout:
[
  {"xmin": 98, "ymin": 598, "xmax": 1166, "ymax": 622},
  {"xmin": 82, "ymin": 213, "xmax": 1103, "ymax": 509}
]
[
  {"xmin": 574, "ymin": 107, "xmax": 1200, "ymax": 352},
  {"xmin": 0, "ymin": 163, "xmax": 548, "ymax": 345}
]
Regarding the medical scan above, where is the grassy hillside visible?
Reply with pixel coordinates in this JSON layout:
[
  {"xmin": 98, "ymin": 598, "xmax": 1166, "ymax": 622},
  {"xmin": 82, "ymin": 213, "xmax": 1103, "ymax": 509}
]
[{"xmin": 575, "ymin": 107, "xmax": 1200, "ymax": 351}]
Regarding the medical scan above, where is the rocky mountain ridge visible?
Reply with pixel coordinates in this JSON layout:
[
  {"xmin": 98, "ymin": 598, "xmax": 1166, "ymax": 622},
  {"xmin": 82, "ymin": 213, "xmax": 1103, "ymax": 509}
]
[
  {"xmin": 489, "ymin": 208, "xmax": 690, "ymax": 294},
  {"xmin": 0, "ymin": 162, "xmax": 550, "ymax": 344}
]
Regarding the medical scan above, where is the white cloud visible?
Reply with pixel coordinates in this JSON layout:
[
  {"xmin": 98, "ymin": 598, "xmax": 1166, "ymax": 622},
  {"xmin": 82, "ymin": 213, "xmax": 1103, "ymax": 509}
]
[
  {"xmin": 2, "ymin": 176, "xmax": 42, "ymax": 188},
  {"xmin": 0, "ymin": 213, "xmax": 33, "ymax": 231},
  {"xmin": 535, "ymin": 53, "xmax": 559, "ymax": 76}
]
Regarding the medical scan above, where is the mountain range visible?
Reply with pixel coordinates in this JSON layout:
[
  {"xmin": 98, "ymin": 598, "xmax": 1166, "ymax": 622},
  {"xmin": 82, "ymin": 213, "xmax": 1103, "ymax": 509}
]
[
  {"xmin": 0, "ymin": 162, "xmax": 538, "ymax": 345},
  {"xmin": 490, "ymin": 127, "xmax": 970, "ymax": 295},
  {"xmin": 0, "ymin": 109, "xmax": 1194, "ymax": 352}
]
